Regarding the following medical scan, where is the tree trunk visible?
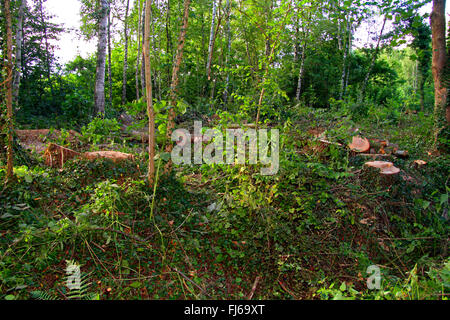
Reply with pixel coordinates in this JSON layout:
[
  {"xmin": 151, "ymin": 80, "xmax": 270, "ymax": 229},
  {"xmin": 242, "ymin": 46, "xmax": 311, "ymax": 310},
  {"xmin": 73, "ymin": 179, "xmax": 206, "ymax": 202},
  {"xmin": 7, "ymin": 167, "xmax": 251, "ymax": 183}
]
[
  {"xmin": 38, "ymin": 0, "xmax": 53, "ymax": 95},
  {"xmin": 144, "ymin": 0, "xmax": 155, "ymax": 185},
  {"xmin": 358, "ymin": 15, "xmax": 387, "ymax": 103},
  {"xmin": 255, "ymin": 2, "xmax": 291, "ymax": 125},
  {"xmin": 296, "ymin": 28, "xmax": 309, "ymax": 101},
  {"xmin": 141, "ymin": 4, "xmax": 146, "ymax": 97},
  {"xmin": 206, "ymin": 0, "xmax": 218, "ymax": 80},
  {"xmin": 107, "ymin": 9, "xmax": 113, "ymax": 108},
  {"xmin": 165, "ymin": 0, "xmax": 191, "ymax": 162},
  {"xmin": 4, "ymin": 0, "xmax": 14, "ymax": 182},
  {"xmin": 339, "ymin": 15, "xmax": 350, "ymax": 100},
  {"xmin": 343, "ymin": 19, "xmax": 352, "ymax": 97},
  {"xmin": 166, "ymin": 0, "xmax": 172, "ymax": 88},
  {"xmin": 94, "ymin": 0, "xmax": 109, "ymax": 116},
  {"xmin": 136, "ymin": 0, "xmax": 143, "ymax": 100},
  {"xmin": 12, "ymin": 0, "xmax": 26, "ymax": 107},
  {"xmin": 223, "ymin": 0, "xmax": 232, "ymax": 104},
  {"xmin": 430, "ymin": 0, "xmax": 448, "ymax": 127},
  {"xmin": 122, "ymin": 0, "xmax": 130, "ymax": 105}
]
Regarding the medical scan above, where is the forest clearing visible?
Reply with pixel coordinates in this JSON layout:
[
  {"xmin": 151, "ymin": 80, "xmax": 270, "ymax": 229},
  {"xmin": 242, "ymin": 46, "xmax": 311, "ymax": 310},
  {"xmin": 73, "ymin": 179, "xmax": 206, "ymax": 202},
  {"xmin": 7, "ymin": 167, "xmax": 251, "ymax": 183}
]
[{"xmin": 0, "ymin": 0, "xmax": 449, "ymax": 302}]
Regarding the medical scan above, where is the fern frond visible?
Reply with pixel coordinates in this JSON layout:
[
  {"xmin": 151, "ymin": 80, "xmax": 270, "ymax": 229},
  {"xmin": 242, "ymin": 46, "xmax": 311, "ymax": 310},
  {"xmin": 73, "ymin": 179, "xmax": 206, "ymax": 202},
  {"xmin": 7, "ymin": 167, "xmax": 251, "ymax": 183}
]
[{"xmin": 30, "ymin": 290, "xmax": 60, "ymax": 300}]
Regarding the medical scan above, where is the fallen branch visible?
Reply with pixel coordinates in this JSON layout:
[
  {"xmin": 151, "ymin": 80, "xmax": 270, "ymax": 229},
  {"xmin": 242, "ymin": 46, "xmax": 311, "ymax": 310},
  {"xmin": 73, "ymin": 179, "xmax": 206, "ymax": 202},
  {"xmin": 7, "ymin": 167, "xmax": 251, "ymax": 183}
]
[{"xmin": 247, "ymin": 276, "xmax": 261, "ymax": 300}]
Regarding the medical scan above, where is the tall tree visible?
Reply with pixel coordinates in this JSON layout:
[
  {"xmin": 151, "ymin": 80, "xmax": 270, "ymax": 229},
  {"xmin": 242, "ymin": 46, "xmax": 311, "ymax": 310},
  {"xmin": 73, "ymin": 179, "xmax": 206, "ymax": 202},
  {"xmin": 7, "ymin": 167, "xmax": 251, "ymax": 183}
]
[
  {"xmin": 430, "ymin": 0, "xmax": 448, "ymax": 127},
  {"xmin": 122, "ymin": 0, "xmax": 131, "ymax": 105},
  {"xmin": 410, "ymin": 17, "xmax": 432, "ymax": 112},
  {"xmin": 94, "ymin": 0, "xmax": 109, "ymax": 116},
  {"xmin": 12, "ymin": 0, "xmax": 26, "ymax": 107},
  {"xmin": 136, "ymin": 0, "xmax": 143, "ymax": 100},
  {"xmin": 107, "ymin": 6, "xmax": 113, "ymax": 108},
  {"xmin": 143, "ymin": 0, "xmax": 155, "ymax": 184},
  {"xmin": 358, "ymin": 14, "xmax": 388, "ymax": 103},
  {"xmin": 3, "ymin": 0, "xmax": 14, "ymax": 182},
  {"xmin": 223, "ymin": 0, "xmax": 232, "ymax": 104},
  {"xmin": 165, "ymin": 0, "xmax": 191, "ymax": 162},
  {"xmin": 206, "ymin": 0, "xmax": 218, "ymax": 81},
  {"xmin": 296, "ymin": 26, "xmax": 309, "ymax": 101},
  {"xmin": 37, "ymin": 0, "xmax": 53, "ymax": 95}
]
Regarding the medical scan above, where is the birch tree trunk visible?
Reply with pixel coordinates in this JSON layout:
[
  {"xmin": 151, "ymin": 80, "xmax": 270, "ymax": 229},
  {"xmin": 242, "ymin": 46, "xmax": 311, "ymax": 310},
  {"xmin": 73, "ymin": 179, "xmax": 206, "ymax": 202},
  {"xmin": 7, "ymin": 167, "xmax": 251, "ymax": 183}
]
[
  {"xmin": 166, "ymin": 0, "xmax": 172, "ymax": 87},
  {"xmin": 296, "ymin": 26, "xmax": 309, "ymax": 101},
  {"xmin": 12, "ymin": 0, "xmax": 26, "ymax": 107},
  {"xmin": 344, "ymin": 21, "xmax": 352, "ymax": 97},
  {"xmin": 144, "ymin": 0, "xmax": 155, "ymax": 185},
  {"xmin": 122, "ymin": 0, "xmax": 130, "ymax": 105},
  {"xmin": 94, "ymin": 0, "xmax": 109, "ymax": 116},
  {"xmin": 136, "ymin": 0, "xmax": 143, "ymax": 100},
  {"xmin": 4, "ymin": 0, "xmax": 14, "ymax": 182},
  {"xmin": 295, "ymin": 39, "xmax": 307, "ymax": 101},
  {"xmin": 223, "ymin": 0, "xmax": 232, "ymax": 104},
  {"xmin": 206, "ymin": 0, "xmax": 218, "ymax": 80},
  {"xmin": 165, "ymin": 0, "xmax": 191, "ymax": 162},
  {"xmin": 141, "ymin": 4, "xmax": 146, "ymax": 96},
  {"xmin": 107, "ymin": 9, "xmax": 113, "ymax": 108},
  {"xmin": 358, "ymin": 15, "xmax": 387, "ymax": 103},
  {"xmin": 430, "ymin": 0, "xmax": 448, "ymax": 127},
  {"xmin": 38, "ymin": 0, "xmax": 53, "ymax": 95},
  {"xmin": 339, "ymin": 16, "xmax": 350, "ymax": 100}
]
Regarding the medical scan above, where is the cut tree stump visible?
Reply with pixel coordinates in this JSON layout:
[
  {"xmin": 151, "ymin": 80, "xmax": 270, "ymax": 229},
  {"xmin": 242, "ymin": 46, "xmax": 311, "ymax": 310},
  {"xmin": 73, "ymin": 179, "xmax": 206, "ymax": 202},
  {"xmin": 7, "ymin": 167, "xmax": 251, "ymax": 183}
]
[
  {"xmin": 349, "ymin": 136, "xmax": 370, "ymax": 153},
  {"xmin": 364, "ymin": 161, "xmax": 400, "ymax": 175},
  {"xmin": 362, "ymin": 161, "xmax": 401, "ymax": 188}
]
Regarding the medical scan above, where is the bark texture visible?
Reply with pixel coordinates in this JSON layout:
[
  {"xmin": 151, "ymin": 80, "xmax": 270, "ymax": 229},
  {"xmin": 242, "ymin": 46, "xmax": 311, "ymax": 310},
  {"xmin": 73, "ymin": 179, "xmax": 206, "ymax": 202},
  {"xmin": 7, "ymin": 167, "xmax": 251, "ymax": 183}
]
[
  {"xmin": 144, "ymin": 0, "xmax": 156, "ymax": 184},
  {"xmin": 94, "ymin": 0, "xmax": 109, "ymax": 116},
  {"xmin": 430, "ymin": 0, "xmax": 448, "ymax": 125}
]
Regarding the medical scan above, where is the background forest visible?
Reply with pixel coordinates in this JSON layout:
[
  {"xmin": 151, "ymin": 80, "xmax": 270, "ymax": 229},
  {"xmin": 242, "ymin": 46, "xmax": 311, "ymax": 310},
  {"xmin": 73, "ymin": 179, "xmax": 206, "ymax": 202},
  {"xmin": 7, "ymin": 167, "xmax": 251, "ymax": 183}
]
[{"xmin": 0, "ymin": 0, "xmax": 449, "ymax": 300}]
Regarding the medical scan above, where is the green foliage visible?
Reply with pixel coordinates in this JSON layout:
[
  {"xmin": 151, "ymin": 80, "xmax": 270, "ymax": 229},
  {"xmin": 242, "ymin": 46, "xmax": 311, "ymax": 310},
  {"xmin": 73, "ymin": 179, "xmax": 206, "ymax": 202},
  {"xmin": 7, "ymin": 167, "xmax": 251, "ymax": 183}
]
[{"xmin": 80, "ymin": 117, "xmax": 122, "ymax": 145}]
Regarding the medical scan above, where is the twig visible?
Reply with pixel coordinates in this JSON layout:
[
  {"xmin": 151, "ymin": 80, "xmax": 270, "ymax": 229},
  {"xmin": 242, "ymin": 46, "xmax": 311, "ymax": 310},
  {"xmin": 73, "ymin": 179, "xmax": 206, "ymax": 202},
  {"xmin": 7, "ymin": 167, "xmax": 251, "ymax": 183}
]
[
  {"xmin": 247, "ymin": 276, "xmax": 261, "ymax": 300},
  {"xmin": 278, "ymin": 280, "xmax": 298, "ymax": 299},
  {"xmin": 91, "ymin": 227, "xmax": 152, "ymax": 244},
  {"xmin": 378, "ymin": 236, "xmax": 442, "ymax": 241},
  {"xmin": 171, "ymin": 267, "xmax": 213, "ymax": 299}
]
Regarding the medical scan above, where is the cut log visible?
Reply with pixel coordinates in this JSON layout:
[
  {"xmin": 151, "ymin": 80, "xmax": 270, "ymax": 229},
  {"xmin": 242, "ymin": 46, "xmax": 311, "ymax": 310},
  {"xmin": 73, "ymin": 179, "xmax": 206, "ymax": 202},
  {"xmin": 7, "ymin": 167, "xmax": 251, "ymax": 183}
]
[
  {"xmin": 348, "ymin": 136, "xmax": 370, "ymax": 153},
  {"xmin": 369, "ymin": 138, "xmax": 388, "ymax": 154},
  {"xmin": 393, "ymin": 150, "xmax": 409, "ymax": 158},
  {"xmin": 43, "ymin": 143, "xmax": 135, "ymax": 168},
  {"xmin": 83, "ymin": 151, "xmax": 135, "ymax": 163}
]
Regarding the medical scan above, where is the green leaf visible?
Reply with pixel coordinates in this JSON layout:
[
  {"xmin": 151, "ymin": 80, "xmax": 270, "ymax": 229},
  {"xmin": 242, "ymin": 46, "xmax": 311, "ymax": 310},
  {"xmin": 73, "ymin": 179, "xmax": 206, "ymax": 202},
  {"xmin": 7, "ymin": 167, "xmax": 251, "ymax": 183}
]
[
  {"xmin": 440, "ymin": 194, "xmax": 448, "ymax": 206},
  {"xmin": 130, "ymin": 282, "xmax": 142, "ymax": 289}
]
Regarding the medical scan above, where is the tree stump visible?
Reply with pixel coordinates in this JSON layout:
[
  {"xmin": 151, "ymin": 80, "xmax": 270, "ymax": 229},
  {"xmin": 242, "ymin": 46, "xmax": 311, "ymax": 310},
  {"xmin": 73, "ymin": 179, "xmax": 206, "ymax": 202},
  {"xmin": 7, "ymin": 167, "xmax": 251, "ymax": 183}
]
[
  {"xmin": 362, "ymin": 161, "xmax": 401, "ymax": 189},
  {"xmin": 349, "ymin": 136, "xmax": 370, "ymax": 153}
]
